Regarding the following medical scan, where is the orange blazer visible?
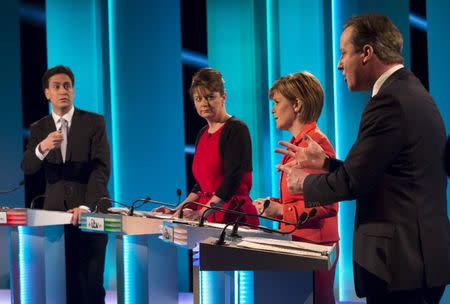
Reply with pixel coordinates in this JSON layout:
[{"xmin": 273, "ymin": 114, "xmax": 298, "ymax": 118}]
[{"xmin": 279, "ymin": 122, "xmax": 339, "ymax": 244}]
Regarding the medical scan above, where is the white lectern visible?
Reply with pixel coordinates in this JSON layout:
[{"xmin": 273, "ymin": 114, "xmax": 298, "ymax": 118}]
[
  {"xmin": 79, "ymin": 212, "xmax": 178, "ymax": 304},
  {"xmin": 0, "ymin": 208, "xmax": 72, "ymax": 304}
]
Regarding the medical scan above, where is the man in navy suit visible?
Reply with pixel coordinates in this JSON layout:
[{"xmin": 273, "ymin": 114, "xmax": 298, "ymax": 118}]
[
  {"xmin": 278, "ymin": 15, "xmax": 450, "ymax": 303},
  {"xmin": 22, "ymin": 65, "xmax": 110, "ymax": 304}
]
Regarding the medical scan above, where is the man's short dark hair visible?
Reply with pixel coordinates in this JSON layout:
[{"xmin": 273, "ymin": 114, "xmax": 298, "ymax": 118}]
[
  {"xmin": 42, "ymin": 65, "xmax": 75, "ymax": 90},
  {"xmin": 345, "ymin": 14, "xmax": 404, "ymax": 64}
]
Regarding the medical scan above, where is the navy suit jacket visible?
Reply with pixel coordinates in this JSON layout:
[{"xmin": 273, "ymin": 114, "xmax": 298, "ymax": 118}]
[
  {"xmin": 304, "ymin": 68, "xmax": 450, "ymax": 296},
  {"xmin": 22, "ymin": 108, "xmax": 110, "ymax": 212}
]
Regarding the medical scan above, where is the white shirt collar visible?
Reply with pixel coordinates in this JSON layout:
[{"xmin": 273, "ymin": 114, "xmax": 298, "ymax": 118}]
[
  {"xmin": 372, "ymin": 64, "xmax": 404, "ymax": 97},
  {"xmin": 51, "ymin": 106, "xmax": 75, "ymax": 128}
]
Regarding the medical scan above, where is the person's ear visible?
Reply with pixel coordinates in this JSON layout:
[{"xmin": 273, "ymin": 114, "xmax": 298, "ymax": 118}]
[
  {"xmin": 294, "ymin": 99, "xmax": 302, "ymax": 113},
  {"xmin": 361, "ymin": 44, "xmax": 373, "ymax": 65},
  {"xmin": 44, "ymin": 88, "xmax": 50, "ymax": 100}
]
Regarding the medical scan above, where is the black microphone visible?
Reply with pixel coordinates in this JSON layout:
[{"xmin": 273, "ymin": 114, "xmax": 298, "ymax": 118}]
[
  {"xmin": 30, "ymin": 194, "xmax": 46, "ymax": 209},
  {"xmin": 259, "ymin": 199, "xmax": 271, "ymax": 215},
  {"xmin": 176, "ymin": 189, "xmax": 182, "ymax": 205},
  {"xmin": 0, "ymin": 180, "xmax": 25, "ymax": 194},
  {"xmin": 216, "ymin": 207, "xmax": 318, "ymax": 245},
  {"xmin": 198, "ymin": 199, "xmax": 246, "ymax": 227},
  {"xmin": 94, "ymin": 196, "xmax": 131, "ymax": 213}
]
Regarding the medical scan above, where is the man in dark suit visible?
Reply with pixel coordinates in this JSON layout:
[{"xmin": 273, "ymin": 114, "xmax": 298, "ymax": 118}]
[
  {"xmin": 277, "ymin": 14, "xmax": 450, "ymax": 303},
  {"xmin": 21, "ymin": 65, "xmax": 110, "ymax": 304}
]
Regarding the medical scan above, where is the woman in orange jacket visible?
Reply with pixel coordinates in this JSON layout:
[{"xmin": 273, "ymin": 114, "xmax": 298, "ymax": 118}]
[{"xmin": 253, "ymin": 72, "xmax": 339, "ymax": 304}]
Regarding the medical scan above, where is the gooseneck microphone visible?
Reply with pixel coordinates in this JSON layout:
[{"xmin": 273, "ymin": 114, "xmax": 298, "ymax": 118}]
[
  {"xmin": 30, "ymin": 194, "xmax": 46, "ymax": 209},
  {"xmin": 259, "ymin": 199, "xmax": 271, "ymax": 215},
  {"xmin": 129, "ymin": 197, "xmax": 178, "ymax": 216},
  {"xmin": 216, "ymin": 207, "xmax": 317, "ymax": 245},
  {"xmin": 94, "ymin": 196, "xmax": 131, "ymax": 213},
  {"xmin": 176, "ymin": 189, "xmax": 182, "ymax": 205},
  {"xmin": 0, "ymin": 180, "xmax": 25, "ymax": 194}
]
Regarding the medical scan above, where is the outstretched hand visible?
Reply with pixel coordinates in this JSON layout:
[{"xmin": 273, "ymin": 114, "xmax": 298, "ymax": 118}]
[
  {"xmin": 275, "ymin": 134, "xmax": 327, "ymax": 170},
  {"xmin": 276, "ymin": 164, "xmax": 309, "ymax": 194}
]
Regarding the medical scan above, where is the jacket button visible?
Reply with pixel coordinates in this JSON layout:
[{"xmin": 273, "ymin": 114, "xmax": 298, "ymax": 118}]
[{"xmin": 288, "ymin": 207, "xmax": 292, "ymax": 211}]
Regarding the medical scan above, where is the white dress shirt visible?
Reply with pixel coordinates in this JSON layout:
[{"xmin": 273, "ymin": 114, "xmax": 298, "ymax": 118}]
[
  {"xmin": 35, "ymin": 106, "xmax": 74, "ymax": 160},
  {"xmin": 372, "ymin": 64, "xmax": 404, "ymax": 97}
]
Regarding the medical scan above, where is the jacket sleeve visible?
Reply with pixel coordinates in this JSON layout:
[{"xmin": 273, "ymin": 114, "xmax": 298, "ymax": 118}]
[
  {"xmin": 84, "ymin": 116, "xmax": 111, "ymax": 210},
  {"xmin": 304, "ymin": 94, "xmax": 405, "ymax": 206},
  {"xmin": 215, "ymin": 120, "xmax": 252, "ymax": 201},
  {"xmin": 21, "ymin": 123, "xmax": 45, "ymax": 175}
]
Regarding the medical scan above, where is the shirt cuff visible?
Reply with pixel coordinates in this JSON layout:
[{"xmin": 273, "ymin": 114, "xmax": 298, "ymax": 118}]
[
  {"xmin": 35, "ymin": 144, "xmax": 49, "ymax": 160},
  {"xmin": 79, "ymin": 205, "xmax": 91, "ymax": 212}
]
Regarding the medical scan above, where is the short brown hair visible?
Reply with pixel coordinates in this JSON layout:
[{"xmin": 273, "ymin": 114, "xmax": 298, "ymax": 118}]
[
  {"xmin": 344, "ymin": 14, "xmax": 403, "ymax": 64},
  {"xmin": 190, "ymin": 68, "xmax": 225, "ymax": 98},
  {"xmin": 269, "ymin": 71, "xmax": 324, "ymax": 123},
  {"xmin": 42, "ymin": 65, "xmax": 75, "ymax": 90}
]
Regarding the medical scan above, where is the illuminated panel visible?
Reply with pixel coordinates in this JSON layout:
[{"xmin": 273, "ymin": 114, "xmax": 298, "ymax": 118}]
[
  {"xmin": 18, "ymin": 226, "xmax": 31, "ymax": 304},
  {"xmin": 235, "ymin": 271, "xmax": 254, "ymax": 304}
]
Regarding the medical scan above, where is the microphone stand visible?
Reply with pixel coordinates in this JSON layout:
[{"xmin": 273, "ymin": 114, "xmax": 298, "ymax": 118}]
[
  {"xmin": 129, "ymin": 197, "xmax": 178, "ymax": 216},
  {"xmin": 216, "ymin": 208, "xmax": 317, "ymax": 245},
  {"xmin": 0, "ymin": 180, "xmax": 25, "ymax": 194},
  {"xmin": 30, "ymin": 194, "xmax": 46, "ymax": 209},
  {"xmin": 93, "ymin": 196, "xmax": 132, "ymax": 213}
]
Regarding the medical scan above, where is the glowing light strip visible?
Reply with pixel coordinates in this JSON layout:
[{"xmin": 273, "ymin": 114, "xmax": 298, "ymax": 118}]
[
  {"xmin": 330, "ymin": 0, "xmax": 345, "ymax": 300},
  {"xmin": 235, "ymin": 271, "xmax": 253, "ymax": 304},
  {"xmin": 18, "ymin": 226, "xmax": 30, "ymax": 303},
  {"xmin": 108, "ymin": 0, "xmax": 120, "ymax": 203},
  {"xmin": 182, "ymin": 49, "xmax": 208, "ymax": 68},
  {"xmin": 199, "ymin": 270, "xmax": 214, "ymax": 304},
  {"xmin": 122, "ymin": 236, "xmax": 133, "ymax": 303},
  {"xmin": 266, "ymin": 0, "xmax": 279, "ymax": 199},
  {"xmin": 409, "ymin": 13, "xmax": 427, "ymax": 31}
]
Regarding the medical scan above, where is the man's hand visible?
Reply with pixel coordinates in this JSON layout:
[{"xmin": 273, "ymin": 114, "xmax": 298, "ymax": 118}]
[
  {"xmin": 277, "ymin": 164, "xmax": 310, "ymax": 194},
  {"xmin": 252, "ymin": 198, "xmax": 282, "ymax": 218},
  {"xmin": 275, "ymin": 134, "xmax": 327, "ymax": 170},
  {"xmin": 67, "ymin": 207, "xmax": 90, "ymax": 225},
  {"xmin": 39, "ymin": 130, "xmax": 64, "ymax": 153}
]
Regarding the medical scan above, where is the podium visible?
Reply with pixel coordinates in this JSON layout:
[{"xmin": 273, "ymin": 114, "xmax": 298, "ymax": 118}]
[
  {"xmin": 195, "ymin": 236, "xmax": 337, "ymax": 304},
  {"xmin": 161, "ymin": 220, "xmax": 300, "ymax": 304},
  {"xmin": 79, "ymin": 212, "xmax": 178, "ymax": 304},
  {"xmin": 160, "ymin": 220, "xmax": 291, "ymax": 249},
  {"xmin": 0, "ymin": 208, "xmax": 72, "ymax": 304}
]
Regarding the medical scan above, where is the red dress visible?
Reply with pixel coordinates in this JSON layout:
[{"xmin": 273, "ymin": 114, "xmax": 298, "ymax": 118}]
[
  {"xmin": 279, "ymin": 122, "xmax": 339, "ymax": 304},
  {"xmin": 191, "ymin": 120, "xmax": 259, "ymax": 225}
]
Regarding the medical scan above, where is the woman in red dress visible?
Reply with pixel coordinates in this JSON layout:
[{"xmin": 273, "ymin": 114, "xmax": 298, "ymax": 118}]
[
  {"xmin": 156, "ymin": 68, "xmax": 258, "ymax": 225},
  {"xmin": 253, "ymin": 72, "xmax": 339, "ymax": 304}
]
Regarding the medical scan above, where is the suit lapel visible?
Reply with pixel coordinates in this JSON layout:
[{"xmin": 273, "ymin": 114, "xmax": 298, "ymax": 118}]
[{"xmin": 378, "ymin": 67, "xmax": 409, "ymax": 95}]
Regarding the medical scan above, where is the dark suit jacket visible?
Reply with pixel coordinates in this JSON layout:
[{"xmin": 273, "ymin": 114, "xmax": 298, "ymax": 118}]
[
  {"xmin": 22, "ymin": 108, "xmax": 110, "ymax": 212},
  {"xmin": 304, "ymin": 68, "xmax": 450, "ymax": 296}
]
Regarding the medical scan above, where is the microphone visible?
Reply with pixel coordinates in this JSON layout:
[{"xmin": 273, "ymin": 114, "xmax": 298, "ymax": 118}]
[
  {"xmin": 216, "ymin": 207, "xmax": 317, "ymax": 245},
  {"xmin": 30, "ymin": 194, "xmax": 46, "ymax": 209},
  {"xmin": 0, "ymin": 180, "xmax": 25, "ymax": 194},
  {"xmin": 129, "ymin": 197, "xmax": 178, "ymax": 216},
  {"xmin": 198, "ymin": 199, "xmax": 245, "ymax": 228},
  {"xmin": 259, "ymin": 199, "xmax": 271, "ymax": 215},
  {"xmin": 93, "ymin": 196, "xmax": 131, "ymax": 213},
  {"xmin": 176, "ymin": 189, "xmax": 182, "ymax": 205}
]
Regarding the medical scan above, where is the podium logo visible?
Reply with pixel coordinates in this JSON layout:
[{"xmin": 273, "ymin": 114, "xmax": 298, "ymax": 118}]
[
  {"xmin": 86, "ymin": 217, "xmax": 105, "ymax": 231},
  {"xmin": 0, "ymin": 212, "xmax": 6, "ymax": 224}
]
